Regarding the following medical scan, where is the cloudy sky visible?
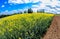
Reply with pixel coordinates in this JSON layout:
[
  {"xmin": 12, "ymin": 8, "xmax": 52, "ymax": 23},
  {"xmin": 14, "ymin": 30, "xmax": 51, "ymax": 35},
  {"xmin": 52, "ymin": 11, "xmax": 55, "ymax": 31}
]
[{"xmin": 0, "ymin": 0, "xmax": 60, "ymax": 15}]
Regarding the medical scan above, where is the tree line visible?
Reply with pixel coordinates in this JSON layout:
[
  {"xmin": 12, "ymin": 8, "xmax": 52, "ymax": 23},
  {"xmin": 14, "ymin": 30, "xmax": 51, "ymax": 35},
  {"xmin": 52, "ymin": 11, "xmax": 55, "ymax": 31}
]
[{"xmin": 0, "ymin": 8, "xmax": 45, "ymax": 18}]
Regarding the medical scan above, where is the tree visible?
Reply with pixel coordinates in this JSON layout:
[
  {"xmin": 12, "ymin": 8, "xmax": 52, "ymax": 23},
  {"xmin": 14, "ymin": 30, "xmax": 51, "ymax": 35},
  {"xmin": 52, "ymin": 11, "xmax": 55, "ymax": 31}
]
[
  {"xmin": 0, "ymin": 15, "xmax": 10, "ymax": 18},
  {"xmin": 37, "ymin": 9, "xmax": 45, "ymax": 13},
  {"xmin": 24, "ymin": 10, "xmax": 28, "ymax": 13},
  {"xmin": 28, "ymin": 8, "xmax": 33, "ymax": 13}
]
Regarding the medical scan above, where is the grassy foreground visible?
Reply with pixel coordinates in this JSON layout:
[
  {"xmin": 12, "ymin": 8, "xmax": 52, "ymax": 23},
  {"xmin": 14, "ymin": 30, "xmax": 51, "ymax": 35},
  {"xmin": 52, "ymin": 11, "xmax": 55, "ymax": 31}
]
[{"xmin": 0, "ymin": 13, "xmax": 54, "ymax": 39}]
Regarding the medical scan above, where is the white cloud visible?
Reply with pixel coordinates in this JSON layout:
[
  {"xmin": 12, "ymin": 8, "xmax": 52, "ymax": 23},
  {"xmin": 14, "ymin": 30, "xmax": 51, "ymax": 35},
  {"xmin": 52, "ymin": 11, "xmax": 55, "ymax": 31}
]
[
  {"xmin": 56, "ymin": 8, "xmax": 60, "ymax": 11},
  {"xmin": 1, "ymin": 5, "xmax": 5, "ymax": 7},
  {"xmin": 22, "ymin": 0, "xmax": 30, "ymax": 3},
  {"xmin": 31, "ymin": 0, "xmax": 60, "ymax": 14},
  {"xmin": 31, "ymin": 0, "xmax": 40, "ymax": 3},
  {"xmin": 6, "ymin": 0, "xmax": 60, "ymax": 14},
  {"xmin": 50, "ymin": 0, "xmax": 58, "ymax": 7},
  {"xmin": 8, "ymin": 0, "xmax": 24, "ymax": 4},
  {"xmin": 39, "ymin": 4, "xmax": 46, "ymax": 9},
  {"xmin": 32, "ymin": 3, "xmax": 46, "ymax": 10},
  {"xmin": 45, "ymin": 7, "xmax": 51, "ymax": 12},
  {"xmin": 40, "ymin": 0, "xmax": 51, "ymax": 4},
  {"xmin": 8, "ymin": 0, "xmax": 40, "ymax": 4}
]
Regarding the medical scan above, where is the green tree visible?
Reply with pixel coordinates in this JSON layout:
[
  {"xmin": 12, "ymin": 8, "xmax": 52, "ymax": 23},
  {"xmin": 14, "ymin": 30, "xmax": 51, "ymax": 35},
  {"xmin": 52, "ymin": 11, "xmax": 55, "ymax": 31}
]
[
  {"xmin": 28, "ymin": 8, "xmax": 33, "ymax": 13},
  {"xmin": 37, "ymin": 9, "xmax": 45, "ymax": 13},
  {"xmin": 24, "ymin": 10, "xmax": 28, "ymax": 13}
]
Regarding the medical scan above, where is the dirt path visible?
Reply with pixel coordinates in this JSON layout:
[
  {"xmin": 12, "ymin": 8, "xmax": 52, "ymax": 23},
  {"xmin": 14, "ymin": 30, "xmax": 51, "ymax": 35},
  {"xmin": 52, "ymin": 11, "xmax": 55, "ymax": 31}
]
[{"xmin": 43, "ymin": 16, "xmax": 60, "ymax": 39}]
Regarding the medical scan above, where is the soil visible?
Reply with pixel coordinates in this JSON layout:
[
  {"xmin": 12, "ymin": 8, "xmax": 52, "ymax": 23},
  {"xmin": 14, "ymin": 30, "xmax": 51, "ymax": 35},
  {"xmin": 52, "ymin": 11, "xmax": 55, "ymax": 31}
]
[{"xmin": 43, "ymin": 16, "xmax": 60, "ymax": 39}]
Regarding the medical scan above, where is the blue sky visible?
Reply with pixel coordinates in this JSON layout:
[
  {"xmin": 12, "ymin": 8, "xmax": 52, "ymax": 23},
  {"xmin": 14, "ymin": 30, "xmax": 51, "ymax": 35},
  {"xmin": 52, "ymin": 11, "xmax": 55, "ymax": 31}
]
[{"xmin": 0, "ymin": 0, "xmax": 60, "ymax": 15}]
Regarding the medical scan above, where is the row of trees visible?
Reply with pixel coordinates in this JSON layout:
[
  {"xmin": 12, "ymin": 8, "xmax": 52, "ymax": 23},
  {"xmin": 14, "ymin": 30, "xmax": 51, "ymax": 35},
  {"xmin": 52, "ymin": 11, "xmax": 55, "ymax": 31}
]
[
  {"xmin": 0, "ymin": 8, "xmax": 45, "ymax": 18},
  {"xmin": 0, "ymin": 15, "xmax": 10, "ymax": 18},
  {"xmin": 24, "ymin": 8, "xmax": 45, "ymax": 13}
]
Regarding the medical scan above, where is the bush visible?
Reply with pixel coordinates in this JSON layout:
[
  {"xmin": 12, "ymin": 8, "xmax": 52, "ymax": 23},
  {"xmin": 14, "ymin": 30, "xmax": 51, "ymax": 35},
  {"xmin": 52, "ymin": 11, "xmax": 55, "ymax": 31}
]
[{"xmin": 0, "ymin": 13, "xmax": 54, "ymax": 39}]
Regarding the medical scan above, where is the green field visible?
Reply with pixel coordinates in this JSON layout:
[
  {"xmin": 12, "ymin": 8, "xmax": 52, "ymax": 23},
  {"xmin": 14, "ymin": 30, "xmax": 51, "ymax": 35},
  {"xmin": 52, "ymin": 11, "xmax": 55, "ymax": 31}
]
[{"xmin": 0, "ymin": 13, "xmax": 54, "ymax": 39}]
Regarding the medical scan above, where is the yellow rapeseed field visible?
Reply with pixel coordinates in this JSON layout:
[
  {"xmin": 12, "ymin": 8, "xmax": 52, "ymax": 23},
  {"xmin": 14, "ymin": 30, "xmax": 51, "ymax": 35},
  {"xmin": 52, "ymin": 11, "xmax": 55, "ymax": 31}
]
[{"xmin": 0, "ymin": 13, "xmax": 54, "ymax": 39}]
